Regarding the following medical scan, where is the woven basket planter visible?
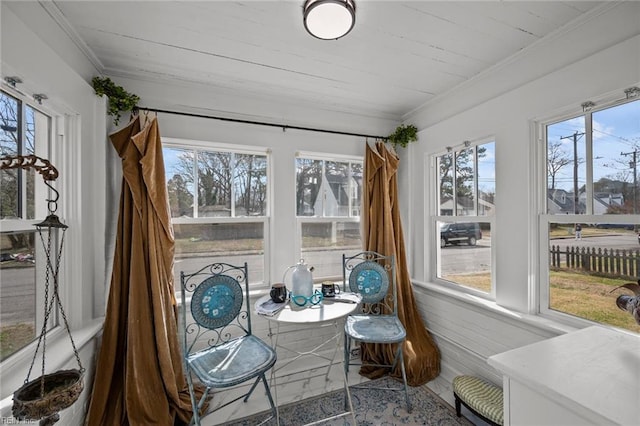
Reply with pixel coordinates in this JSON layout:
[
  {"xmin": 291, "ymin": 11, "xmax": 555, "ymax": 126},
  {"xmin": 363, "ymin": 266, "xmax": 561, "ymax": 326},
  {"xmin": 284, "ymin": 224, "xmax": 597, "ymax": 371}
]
[{"xmin": 12, "ymin": 369, "xmax": 84, "ymax": 421}]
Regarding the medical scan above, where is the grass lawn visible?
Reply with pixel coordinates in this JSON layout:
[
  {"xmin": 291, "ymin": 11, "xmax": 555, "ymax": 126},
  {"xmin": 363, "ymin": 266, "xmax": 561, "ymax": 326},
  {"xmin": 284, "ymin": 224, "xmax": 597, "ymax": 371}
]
[
  {"xmin": 0, "ymin": 323, "xmax": 35, "ymax": 361},
  {"xmin": 550, "ymin": 270, "xmax": 640, "ymax": 333}
]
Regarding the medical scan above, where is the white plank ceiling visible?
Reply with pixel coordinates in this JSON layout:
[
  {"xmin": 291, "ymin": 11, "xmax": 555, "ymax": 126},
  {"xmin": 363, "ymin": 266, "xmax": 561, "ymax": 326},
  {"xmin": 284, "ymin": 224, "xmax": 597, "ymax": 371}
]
[{"xmin": 23, "ymin": 1, "xmax": 607, "ymax": 121}]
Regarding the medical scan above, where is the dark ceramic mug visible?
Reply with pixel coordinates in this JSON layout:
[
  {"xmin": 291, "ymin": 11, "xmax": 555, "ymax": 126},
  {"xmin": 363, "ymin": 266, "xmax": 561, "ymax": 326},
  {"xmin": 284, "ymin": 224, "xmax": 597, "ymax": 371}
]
[
  {"xmin": 321, "ymin": 282, "xmax": 341, "ymax": 298},
  {"xmin": 270, "ymin": 283, "xmax": 287, "ymax": 303}
]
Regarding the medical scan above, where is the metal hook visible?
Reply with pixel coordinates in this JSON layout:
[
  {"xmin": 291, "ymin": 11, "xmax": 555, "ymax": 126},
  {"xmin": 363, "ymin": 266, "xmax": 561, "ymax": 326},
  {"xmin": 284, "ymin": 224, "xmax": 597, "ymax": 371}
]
[{"xmin": 44, "ymin": 181, "xmax": 60, "ymax": 215}]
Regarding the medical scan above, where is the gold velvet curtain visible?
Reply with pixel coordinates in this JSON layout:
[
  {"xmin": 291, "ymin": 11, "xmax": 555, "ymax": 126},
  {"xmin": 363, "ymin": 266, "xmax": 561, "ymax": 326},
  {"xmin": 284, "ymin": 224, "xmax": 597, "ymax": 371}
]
[
  {"xmin": 86, "ymin": 115, "xmax": 195, "ymax": 425},
  {"xmin": 360, "ymin": 141, "xmax": 440, "ymax": 386}
]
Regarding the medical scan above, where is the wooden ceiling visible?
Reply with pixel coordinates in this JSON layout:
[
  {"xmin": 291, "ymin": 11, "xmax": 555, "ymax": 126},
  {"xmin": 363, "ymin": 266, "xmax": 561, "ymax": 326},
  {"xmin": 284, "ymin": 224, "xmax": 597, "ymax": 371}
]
[{"xmin": 24, "ymin": 1, "xmax": 607, "ymax": 121}]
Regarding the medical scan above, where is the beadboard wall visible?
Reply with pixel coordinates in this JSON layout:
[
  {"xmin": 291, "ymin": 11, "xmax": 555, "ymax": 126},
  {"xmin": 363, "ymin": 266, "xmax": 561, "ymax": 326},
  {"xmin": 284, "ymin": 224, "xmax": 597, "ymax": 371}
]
[{"xmin": 412, "ymin": 285, "xmax": 559, "ymax": 406}]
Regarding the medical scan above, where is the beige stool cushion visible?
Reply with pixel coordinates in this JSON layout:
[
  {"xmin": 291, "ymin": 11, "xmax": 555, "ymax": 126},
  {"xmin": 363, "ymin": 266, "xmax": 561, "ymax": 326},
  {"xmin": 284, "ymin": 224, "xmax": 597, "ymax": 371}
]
[{"xmin": 453, "ymin": 375, "xmax": 503, "ymax": 425}]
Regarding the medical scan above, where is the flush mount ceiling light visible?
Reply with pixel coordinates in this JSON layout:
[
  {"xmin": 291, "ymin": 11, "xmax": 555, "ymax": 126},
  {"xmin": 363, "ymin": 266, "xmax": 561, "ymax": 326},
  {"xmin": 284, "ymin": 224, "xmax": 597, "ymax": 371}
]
[{"xmin": 303, "ymin": 0, "xmax": 356, "ymax": 40}]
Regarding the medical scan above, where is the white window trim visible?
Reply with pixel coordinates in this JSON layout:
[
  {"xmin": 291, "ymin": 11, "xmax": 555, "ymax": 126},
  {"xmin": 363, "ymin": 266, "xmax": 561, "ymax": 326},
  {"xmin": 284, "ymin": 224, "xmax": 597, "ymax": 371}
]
[
  {"xmin": 428, "ymin": 138, "xmax": 497, "ymax": 299},
  {"xmin": 162, "ymin": 137, "xmax": 272, "ymax": 287},
  {"xmin": 0, "ymin": 98, "xmax": 87, "ymax": 403},
  {"xmin": 536, "ymin": 88, "xmax": 640, "ymax": 327},
  {"xmin": 294, "ymin": 152, "xmax": 363, "ymax": 280}
]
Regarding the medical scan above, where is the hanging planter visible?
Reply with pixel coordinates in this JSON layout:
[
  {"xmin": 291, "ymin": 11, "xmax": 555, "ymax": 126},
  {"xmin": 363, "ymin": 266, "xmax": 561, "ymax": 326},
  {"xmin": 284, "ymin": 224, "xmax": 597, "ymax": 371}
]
[
  {"xmin": 0, "ymin": 155, "xmax": 84, "ymax": 425},
  {"xmin": 387, "ymin": 124, "xmax": 418, "ymax": 148},
  {"xmin": 12, "ymin": 369, "xmax": 84, "ymax": 423},
  {"xmin": 92, "ymin": 76, "xmax": 140, "ymax": 126}
]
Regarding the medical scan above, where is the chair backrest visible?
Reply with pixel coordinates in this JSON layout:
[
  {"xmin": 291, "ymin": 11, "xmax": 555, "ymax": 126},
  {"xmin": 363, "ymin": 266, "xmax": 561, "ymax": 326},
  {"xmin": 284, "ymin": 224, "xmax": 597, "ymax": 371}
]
[
  {"xmin": 343, "ymin": 251, "xmax": 396, "ymax": 315},
  {"xmin": 180, "ymin": 262, "xmax": 252, "ymax": 356}
]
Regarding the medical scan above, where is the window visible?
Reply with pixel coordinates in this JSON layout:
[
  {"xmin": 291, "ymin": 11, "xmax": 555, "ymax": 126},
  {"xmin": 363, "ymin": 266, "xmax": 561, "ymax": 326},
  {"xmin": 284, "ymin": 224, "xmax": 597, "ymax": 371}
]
[
  {"xmin": 433, "ymin": 141, "xmax": 495, "ymax": 294},
  {"xmin": 542, "ymin": 97, "xmax": 640, "ymax": 333},
  {"xmin": 0, "ymin": 89, "xmax": 55, "ymax": 361},
  {"xmin": 295, "ymin": 154, "xmax": 362, "ymax": 280},
  {"xmin": 163, "ymin": 141, "xmax": 269, "ymax": 285}
]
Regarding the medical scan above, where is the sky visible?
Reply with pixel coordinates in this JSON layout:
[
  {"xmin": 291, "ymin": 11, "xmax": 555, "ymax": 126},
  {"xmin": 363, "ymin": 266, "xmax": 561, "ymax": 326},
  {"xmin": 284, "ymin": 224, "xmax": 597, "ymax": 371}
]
[{"xmin": 548, "ymin": 99, "xmax": 640, "ymax": 193}]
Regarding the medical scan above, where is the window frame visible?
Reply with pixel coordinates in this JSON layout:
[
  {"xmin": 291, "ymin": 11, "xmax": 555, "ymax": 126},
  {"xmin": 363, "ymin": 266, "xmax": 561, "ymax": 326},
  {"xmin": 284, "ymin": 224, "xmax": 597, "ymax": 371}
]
[
  {"xmin": 537, "ymin": 92, "xmax": 640, "ymax": 327},
  {"xmin": 430, "ymin": 138, "xmax": 497, "ymax": 298},
  {"xmin": 295, "ymin": 151, "xmax": 363, "ymax": 281},
  {"xmin": 162, "ymin": 137, "xmax": 271, "ymax": 287},
  {"xmin": 0, "ymin": 87, "xmax": 66, "ymax": 363}
]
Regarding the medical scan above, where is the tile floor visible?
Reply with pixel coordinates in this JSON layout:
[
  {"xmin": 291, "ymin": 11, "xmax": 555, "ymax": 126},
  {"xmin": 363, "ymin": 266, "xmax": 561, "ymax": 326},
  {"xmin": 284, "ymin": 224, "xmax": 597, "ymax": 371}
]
[
  {"xmin": 202, "ymin": 357, "xmax": 369, "ymax": 425},
  {"xmin": 199, "ymin": 357, "xmax": 483, "ymax": 426}
]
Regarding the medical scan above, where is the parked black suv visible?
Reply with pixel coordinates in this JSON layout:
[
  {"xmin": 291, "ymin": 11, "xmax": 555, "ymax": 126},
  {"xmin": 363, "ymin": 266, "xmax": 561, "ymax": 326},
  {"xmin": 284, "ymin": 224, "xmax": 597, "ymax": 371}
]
[{"xmin": 440, "ymin": 223, "xmax": 482, "ymax": 248}]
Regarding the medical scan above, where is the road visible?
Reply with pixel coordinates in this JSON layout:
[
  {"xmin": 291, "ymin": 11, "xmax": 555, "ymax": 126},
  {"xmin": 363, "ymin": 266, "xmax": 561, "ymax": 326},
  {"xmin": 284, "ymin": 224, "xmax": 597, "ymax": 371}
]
[
  {"xmin": 440, "ymin": 238, "xmax": 492, "ymax": 275},
  {"xmin": 0, "ymin": 266, "xmax": 36, "ymax": 326},
  {"xmin": 552, "ymin": 233, "xmax": 640, "ymax": 251},
  {"xmin": 438, "ymin": 233, "xmax": 640, "ymax": 277}
]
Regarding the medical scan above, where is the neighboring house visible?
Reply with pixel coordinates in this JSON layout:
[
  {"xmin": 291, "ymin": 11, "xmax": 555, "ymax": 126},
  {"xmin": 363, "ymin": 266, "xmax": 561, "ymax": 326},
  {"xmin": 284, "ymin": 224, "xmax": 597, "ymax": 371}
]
[
  {"xmin": 592, "ymin": 192, "xmax": 624, "ymax": 215},
  {"xmin": 312, "ymin": 173, "xmax": 361, "ymax": 217},
  {"xmin": 438, "ymin": 196, "xmax": 495, "ymax": 216},
  {"xmin": 548, "ymin": 189, "xmax": 586, "ymax": 214},
  {"xmin": 548, "ymin": 189, "xmax": 625, "ymax": 215}
]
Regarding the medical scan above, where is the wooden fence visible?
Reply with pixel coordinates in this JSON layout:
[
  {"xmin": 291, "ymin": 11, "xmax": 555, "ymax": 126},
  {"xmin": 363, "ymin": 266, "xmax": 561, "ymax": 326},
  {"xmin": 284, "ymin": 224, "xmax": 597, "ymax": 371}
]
[{"xmin": 550, "ymin": 245, "xmax": 640, "ymax": 278}]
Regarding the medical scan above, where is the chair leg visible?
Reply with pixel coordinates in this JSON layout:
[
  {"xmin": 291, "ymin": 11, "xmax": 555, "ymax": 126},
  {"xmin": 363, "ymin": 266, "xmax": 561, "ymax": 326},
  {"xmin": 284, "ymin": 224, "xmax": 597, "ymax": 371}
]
[
  {"xmin": 244, "ymin": 376, "xmax": 261, "ymax": 403},
  {"xmin": 397, "ymin": 345, "xmax": 411, "ymax": 413},
  {"xmin": 185, "ymin": 370, "xmax": 200, "ymax": 426},
  {"xmin": 344, "ymin": 333, "xmax": 351, "ymax": 374},
  {"xmin": 343, "ymin": 334, "xmax": 351, "ymax": 411},
  {"xmin": 260, "ymin": 373, "xmax": 278, "ymax": 419}
]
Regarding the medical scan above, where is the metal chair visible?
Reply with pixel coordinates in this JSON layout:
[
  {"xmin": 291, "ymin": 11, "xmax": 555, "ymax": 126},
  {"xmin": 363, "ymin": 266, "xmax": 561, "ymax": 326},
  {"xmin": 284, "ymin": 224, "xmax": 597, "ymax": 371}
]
[
  {"xmin": 342, "ymin": 251, "xmax": 411, "ymax": 412},
  {"xmin": 180, "ymin": 262, "xmax": 277, "ymax": 425}
]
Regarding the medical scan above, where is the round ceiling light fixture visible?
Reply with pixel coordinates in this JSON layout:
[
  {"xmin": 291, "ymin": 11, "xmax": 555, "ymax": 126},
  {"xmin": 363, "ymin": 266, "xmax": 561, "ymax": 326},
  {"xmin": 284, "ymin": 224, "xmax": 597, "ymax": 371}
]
[{"xmin": 303, "ymin": 0, "xmax": 356, "ymax": 40}]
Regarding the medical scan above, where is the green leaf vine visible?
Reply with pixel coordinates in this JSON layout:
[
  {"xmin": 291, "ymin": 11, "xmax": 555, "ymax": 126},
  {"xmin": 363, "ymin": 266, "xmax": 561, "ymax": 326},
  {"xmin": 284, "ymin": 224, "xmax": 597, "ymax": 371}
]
[
  {"xmin": 387, "ymin": 124, "xmax": 418, "ymax": 148},
  {"xmin": 92, "ymin": 76, "xmax": 140, "ymax": 125}
]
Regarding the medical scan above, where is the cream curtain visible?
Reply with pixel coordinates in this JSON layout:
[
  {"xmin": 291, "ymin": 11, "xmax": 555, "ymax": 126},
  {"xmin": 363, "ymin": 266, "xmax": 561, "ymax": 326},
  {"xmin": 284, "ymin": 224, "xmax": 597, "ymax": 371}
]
[
  {"xmin": 85, "ymin": 115, "xmax": 196, "ymax": 425},
  {"xmin": 360, "ymin": 141, "xmax": 440, "ymax": 386}
]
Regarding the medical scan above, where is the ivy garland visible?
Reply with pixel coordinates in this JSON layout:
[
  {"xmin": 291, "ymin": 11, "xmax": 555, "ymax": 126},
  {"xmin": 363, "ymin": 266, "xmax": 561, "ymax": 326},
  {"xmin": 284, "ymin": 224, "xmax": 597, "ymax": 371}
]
[
  {"xmin": 387, "ymin": 124, "xmax": 418, "ymax": 148},
  {"xmin": 91, "ymin": 77, "xmax": 140, "ymax": 125}
]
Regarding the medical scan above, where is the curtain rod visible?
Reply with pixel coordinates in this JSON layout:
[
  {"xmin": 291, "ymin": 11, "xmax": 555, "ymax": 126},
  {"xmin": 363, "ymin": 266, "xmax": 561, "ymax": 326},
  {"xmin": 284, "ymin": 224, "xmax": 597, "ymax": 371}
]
[{"xmin": 135, "ymin": 106, "xmax": 388, "ymax": 140}]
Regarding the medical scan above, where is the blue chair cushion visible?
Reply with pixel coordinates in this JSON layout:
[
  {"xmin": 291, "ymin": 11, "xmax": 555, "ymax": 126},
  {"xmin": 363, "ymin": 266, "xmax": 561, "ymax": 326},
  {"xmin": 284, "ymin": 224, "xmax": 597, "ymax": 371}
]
[
  {"xmin": 345, "ymin": 315, "xmax": 406, "ymax": 343},
  {"xmin": 186, "ymin": 335, "xmax": 276, "ymax": 388}
]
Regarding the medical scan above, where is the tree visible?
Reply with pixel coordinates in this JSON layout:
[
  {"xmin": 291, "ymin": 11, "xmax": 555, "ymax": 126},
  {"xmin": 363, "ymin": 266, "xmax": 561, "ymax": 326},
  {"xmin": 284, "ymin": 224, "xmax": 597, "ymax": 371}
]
[
  {"xmin": 438, "ymin": 146, "xmax": 487, "ymax": 214},
  {"xmin": 234, "ymin": 154, "xmax": 267, "ymax": 215},
  {"xmin": 547, "ymin": 140, "xmax": 573, "ymax": 190},
  {"xmin": 295, "ymin": 159, "xmax": 322, "ymax": 216},
  {"xmin": 1, "ymin": 92, "xmax": 40, "ymax": 252},
  {"xmin": 197, "ymin": 152, "xmax": 232, "ymax": 215},
  {"xmin": 172, "ymin": 149, "xmax": 267, "ymax": 217},
  {"xmin": 1, "ymin": 93, "xmax": 20, "ymax": 218},
  {"xmin": 455, "ymin": 148, "xmax": 476, "ymax": 206},
  {"xmin": 167, "ymin": 174, "xmax": 193, "ymax": 217},
  {"xmin": 1, "ymin": 91, "xmax": 37, "ymax": 222}
]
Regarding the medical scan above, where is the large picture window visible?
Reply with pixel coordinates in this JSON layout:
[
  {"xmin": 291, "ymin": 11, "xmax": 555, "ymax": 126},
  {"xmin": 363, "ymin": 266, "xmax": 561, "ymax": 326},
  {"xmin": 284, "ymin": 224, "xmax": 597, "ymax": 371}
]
[
  {"xmin": 0, "ymin": 90, "xmax": 55, "ymax": 361},
  {"xmin": 163, "ymin": 141, "xmax": 269, "ymax": 285},
  {"xmin": 433, "ymin": 141, "xmax": 495, "ymax": 294},
  {"xmin": 295, "ymin": 154, "xmax": 362, "ymax": 280},
  {"xmin": 542, "ymin": 97, "xmax": 640, "ymax": 333}
]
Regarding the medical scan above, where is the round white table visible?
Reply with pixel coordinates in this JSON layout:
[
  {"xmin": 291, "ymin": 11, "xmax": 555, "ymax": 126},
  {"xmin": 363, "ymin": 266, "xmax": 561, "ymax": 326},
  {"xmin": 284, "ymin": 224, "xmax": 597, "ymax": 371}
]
[
  {"xmin": 255, "ymin": 293, "xmax": 359, "ymax": 324},
  {"xmin": 255, "ymin": 294, "xmax": 360, "ymax": 425}
]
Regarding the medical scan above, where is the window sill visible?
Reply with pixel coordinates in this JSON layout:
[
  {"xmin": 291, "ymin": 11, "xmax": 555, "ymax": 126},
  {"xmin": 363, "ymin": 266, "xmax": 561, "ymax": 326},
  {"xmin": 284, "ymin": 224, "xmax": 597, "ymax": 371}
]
[
  {"xmin": 0, "ymin": 318, "xmax": 104, "ymax": 416},
  {"xmin": 412, "ymin": 280, "xmax": 580, "ymax": 336}
]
